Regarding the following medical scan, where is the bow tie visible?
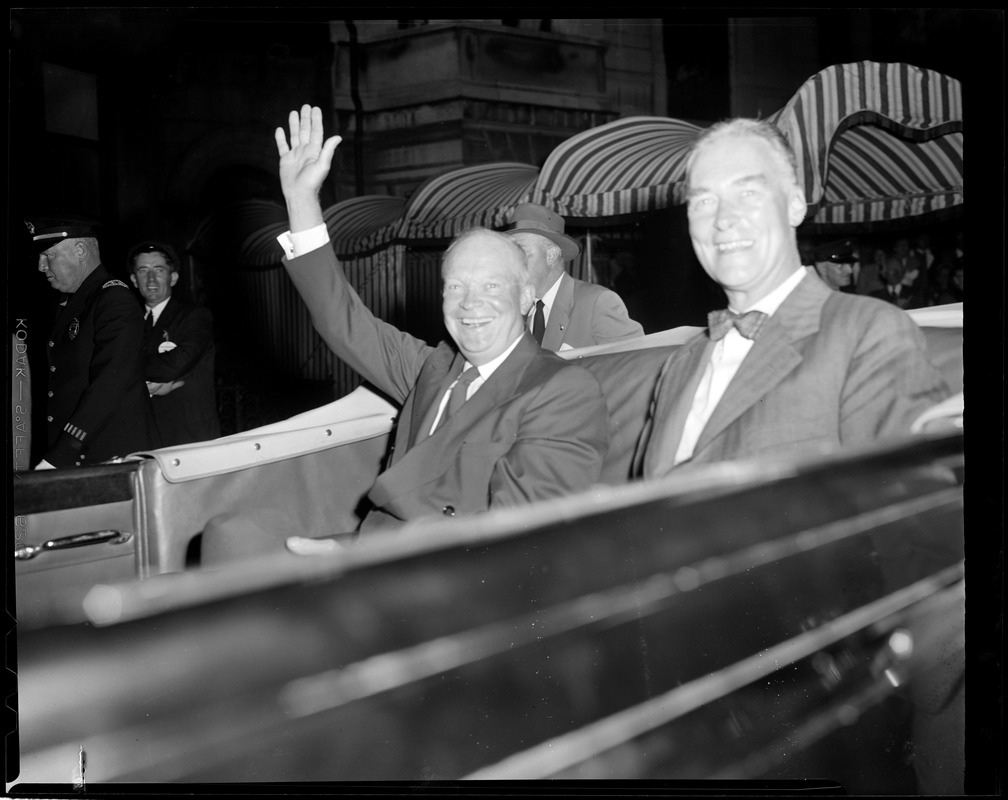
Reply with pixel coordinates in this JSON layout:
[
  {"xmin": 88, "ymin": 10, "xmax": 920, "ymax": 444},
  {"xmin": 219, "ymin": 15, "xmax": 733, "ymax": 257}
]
[{"xmin": 708, "ymin": 308, "xmax": 769, "ymax": 341}]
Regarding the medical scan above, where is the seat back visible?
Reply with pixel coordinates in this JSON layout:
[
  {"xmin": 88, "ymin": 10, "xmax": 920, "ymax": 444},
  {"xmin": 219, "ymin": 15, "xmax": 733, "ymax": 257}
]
[{"xmin": 573, "ymin": 345, "xmax": 679, "ymax": 484}]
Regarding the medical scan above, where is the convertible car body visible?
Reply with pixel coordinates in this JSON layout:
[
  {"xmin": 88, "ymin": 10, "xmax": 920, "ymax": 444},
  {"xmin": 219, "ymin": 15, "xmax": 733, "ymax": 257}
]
[{"xmin": 8, "ymin": 305, "xmax": 964, "ymax": 790}]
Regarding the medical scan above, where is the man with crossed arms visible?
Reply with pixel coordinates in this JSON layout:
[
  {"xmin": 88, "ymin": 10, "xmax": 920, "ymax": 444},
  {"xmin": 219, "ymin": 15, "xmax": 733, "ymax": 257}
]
[{"xmin": 274, "ymin": 106, "xmax": 608, "ymax": 553}]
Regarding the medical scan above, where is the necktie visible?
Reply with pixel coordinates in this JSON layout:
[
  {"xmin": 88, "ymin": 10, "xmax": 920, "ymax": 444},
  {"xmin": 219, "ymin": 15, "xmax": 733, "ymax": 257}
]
[
  {"xmin": 531, "ymin": 299, "xmax": 546, "ymax": 345},
  {"xmin": 707, "ymin": 309, "xmax": 769, "ymax": 342},
  {"xmin": 434, "ymin": 366, "xmax": 480, "ymax": 432},
  {"xmin": 144, "ymin": 311, "xmax": 154, "ymax": 333}
]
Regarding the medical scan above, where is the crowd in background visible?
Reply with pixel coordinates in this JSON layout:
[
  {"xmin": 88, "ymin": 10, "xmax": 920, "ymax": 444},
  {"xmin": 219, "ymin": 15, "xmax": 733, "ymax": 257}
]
[{"xmin": 800, "ymin": 227, "xmax": 964, "ymax": 310}]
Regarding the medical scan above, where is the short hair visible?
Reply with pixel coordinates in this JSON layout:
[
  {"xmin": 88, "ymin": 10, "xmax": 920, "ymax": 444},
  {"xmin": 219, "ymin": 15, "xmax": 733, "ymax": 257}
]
[
  {"xmin": 686, "ymin": 118, "xmax": 800, "ymax": 190},
  {"xmin": 127, "ymin": 240, "xmax": 180, "ymax": 274},
  {"xmin": 442, "ymin": 227, "xmax": 530, "ymax": 284}
]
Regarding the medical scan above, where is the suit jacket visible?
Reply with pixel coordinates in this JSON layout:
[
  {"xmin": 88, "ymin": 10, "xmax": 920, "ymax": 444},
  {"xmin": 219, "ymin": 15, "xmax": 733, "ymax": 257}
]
[
  {"xmin": 637, "ymin": 271, "xmax": 951, "ymax": 478},
  {"xmin": 143, "ymin": 295, "xmax": 220, "ymax": 446},
  {"xmin": 284, "ymin": 245, "xmax": 609, "ymax": 532},
  {"xmin": 539, "ymin": 273, "xmax": 644, "ymax": 351},
  {"xmin": 44, "ymin": 264, "xmax": 160, "ymax": 467}
]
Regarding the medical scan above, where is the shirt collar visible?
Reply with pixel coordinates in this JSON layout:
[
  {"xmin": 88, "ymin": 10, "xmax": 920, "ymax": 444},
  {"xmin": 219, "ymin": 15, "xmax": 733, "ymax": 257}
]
[
  {"xmin": 532, "ymin": 272, "xmax": 564, "ymax": 314},
  {"xmin": 737, "ymin": 267, "xmax": 806, "ymax": 316},
  {"xmin": 146, "ymin": 296, "xmax": 171, "ymax": 323},
  {"xmin": 470, "ymin": 333, "xmax": 525, "ymax": 380}
]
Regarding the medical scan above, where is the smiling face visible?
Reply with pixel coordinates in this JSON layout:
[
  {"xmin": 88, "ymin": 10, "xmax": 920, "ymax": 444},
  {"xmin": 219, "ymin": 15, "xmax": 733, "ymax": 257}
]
[
  {"xmin": 686, "ymin": 133, "xmax": 806, "ymax": 309},
  {"xmin": 130, "ymin": 251, "xmax": 178, "ymax": 307},
  {"xmin": 441, "ymin": 231, "xmax": 534, "ymax": 366}
]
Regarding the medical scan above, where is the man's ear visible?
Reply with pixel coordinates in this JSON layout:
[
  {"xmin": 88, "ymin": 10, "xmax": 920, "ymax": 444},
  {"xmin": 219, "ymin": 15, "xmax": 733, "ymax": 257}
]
[
  {"xmin": 546, "ymin": 244, "xmax": 562, "ymax": 266},
  {"xmin": 170, "ymin": 271, "xmax": 179, "ymax": 288},
  {"xmin": 519, "ymin": 282, "xmax": 535, "ymax": 315},
  {"xmin": 788, "ymin": 185, "xmax": 808, "ymax": 228},
  {"xmin": 129, "ymin": 274, "xmax": 139, "ymax": 289},
  {"xmin": 74, "ymin": 240, "xmax": 89, "ymax": 260}
]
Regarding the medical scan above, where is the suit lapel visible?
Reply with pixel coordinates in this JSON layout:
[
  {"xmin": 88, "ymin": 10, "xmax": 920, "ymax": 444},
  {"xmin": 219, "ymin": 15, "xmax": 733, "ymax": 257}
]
[
  {"xmin": 155, "ymin": 296, "xmax": 180, "ymax": 332},
  {"xmin": 370, "ymin": 337, "xmax": 538, "ymax": 508},
  {"xmin": 694, "ymin": 272, "xmax": 828, "ymax": 453},
  {"xmin": 644, "ymin": 335, "xmax": 713, "ymax": 474},
  {"xmin": 541, "ymin": 273, "xmax": 574, "ymax": 350},
  {"xmin": 406, "ymin": 351, "xmax": 465, "ymax": 449}
]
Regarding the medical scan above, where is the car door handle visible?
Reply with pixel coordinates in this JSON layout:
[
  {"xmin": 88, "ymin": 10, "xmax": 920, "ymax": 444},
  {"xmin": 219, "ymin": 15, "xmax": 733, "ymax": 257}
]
[{"xmin": 14, "ymin": 529, "xmax": 133, "ymax": 561}]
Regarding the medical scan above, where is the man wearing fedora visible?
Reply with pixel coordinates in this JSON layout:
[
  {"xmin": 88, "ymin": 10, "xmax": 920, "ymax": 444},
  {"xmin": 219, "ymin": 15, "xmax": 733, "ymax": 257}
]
[
  {"xmin": 28, "ymin": 217, "xmax": 159, "ymax": 468},
  {"xmin": 505, "ymin": 202, "xmax": 643, "ymax": 351}
]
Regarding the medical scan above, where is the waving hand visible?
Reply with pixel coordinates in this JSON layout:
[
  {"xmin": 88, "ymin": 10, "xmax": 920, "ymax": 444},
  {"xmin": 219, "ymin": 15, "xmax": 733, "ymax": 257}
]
[{"xmin": 274, "ymin": 105, "xmax": 342, "ymax": 232}]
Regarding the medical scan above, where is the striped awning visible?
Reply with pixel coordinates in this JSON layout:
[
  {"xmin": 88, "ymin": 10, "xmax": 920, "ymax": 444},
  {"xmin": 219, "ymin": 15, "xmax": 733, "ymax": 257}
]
[
  {"xmin": 532, "ymin": 116, "xmax": 702, "ymax": 219},
  {"xmin": 238, "ymin": 219, "xmax": 290, "ymax": 269},
  {"xmin": 324, "ymin": 195, "xmax": 406, "ymax": 257},
  {"xmin": 189, "ymin": 200, "xmax": 289, "ymax": 268},
  {"xmin": 394, "ymin": 163, "xmax": 539, "ymax": 242},
  {"xmin": 769, "ymin": 61, "xmax": 963, "ymax": 225},
  {"xmin": 234, "ymin": 196, "xmax": 408, "ymax": 266}
]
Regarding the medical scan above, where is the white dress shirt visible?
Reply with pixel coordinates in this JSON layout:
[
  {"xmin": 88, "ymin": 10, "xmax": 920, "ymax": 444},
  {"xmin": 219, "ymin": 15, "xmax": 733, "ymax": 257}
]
[
  {"xmin": 145, "ymin": 296, "xmax": 171, "ymax": 326},
  {"xmin": 674, "ymin": 267, "xmax": 807, "ymax": 465},
  {"xmin": 528, "ymin": 274, "xmax": 562, "ymax": 332},
  {"xmin": 277, "ymin": 224, "xmax": 329, "ymax": 259},
  {"xmin": 428, "ymin": 335, "xmax": 523, "ymax": 434}
]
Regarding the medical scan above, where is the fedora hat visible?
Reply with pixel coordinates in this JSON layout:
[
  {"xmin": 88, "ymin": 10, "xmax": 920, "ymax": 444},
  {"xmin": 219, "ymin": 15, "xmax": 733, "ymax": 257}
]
[{"xmin": 506, "ymin": 203, "xmax": 581, "ymax": 261}]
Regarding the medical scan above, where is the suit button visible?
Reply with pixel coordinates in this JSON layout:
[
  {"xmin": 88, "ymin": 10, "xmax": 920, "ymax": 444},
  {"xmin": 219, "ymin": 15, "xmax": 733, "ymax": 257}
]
[
  {"xmin": 442, "ymin": 505, "xmax": 455, "ymax": 517},
  {"xmin": 50, "ymin": 366, "xmax": 56, "ymax": 372},
  {"xmin": 48, "ymin": 341, "xmax": 54, "ymax": 348},
  {"xmin": 47, "ymin": 415, "xmax": 53, "ymax": 422},
  {"xmin": 48, "ymin": 391, "xmax": 54, "ymax": 397}
]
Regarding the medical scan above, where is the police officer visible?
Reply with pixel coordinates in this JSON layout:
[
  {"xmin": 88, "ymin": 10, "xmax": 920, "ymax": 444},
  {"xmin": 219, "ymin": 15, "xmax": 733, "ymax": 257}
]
[
  {"xmin": 811, "ymin": 238, "xmax": 860, "ymax": 294},
  {"xmin": 28, "ymin": 217, "xmax": 159, "ymax": 468}
]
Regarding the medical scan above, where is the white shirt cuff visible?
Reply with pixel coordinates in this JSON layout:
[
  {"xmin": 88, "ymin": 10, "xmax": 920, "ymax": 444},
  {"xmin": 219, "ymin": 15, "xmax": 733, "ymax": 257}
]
[{"xmin": 276, "ymin": 223, "xmax": 330, "ymax": 259}]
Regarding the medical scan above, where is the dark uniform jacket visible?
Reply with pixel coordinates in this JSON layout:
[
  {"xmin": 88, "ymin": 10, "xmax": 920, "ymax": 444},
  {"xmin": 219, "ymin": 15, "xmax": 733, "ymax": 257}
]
[
  {"xmin": 143, "ymin": 295, "xmax": 220, "ymax": 446},
  {"xmin": 44, "ymin": 264, "xmax": 160, "ymax": 467}
]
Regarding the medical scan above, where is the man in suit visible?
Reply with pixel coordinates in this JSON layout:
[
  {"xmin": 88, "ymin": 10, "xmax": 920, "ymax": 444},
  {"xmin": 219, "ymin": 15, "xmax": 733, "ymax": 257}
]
[
  {"xmin": 128, "ymin": 240, "xmax": 220, "ymax": 446},
  {"xmin": 631, "ymin": 119, "xmax": 957, "ymax": 794},
  {"xmin": 635, "ymin": 118, "xmax": 950, "ymax": 478},
  {"xmin": 870, "ymin": 255, "xmax": 928, "ymax": 310},
  {"xmin": 272, "ymin": 105, "xmax": 608, "ymax": 553},
  {"xmin": 28, "ymin": 217, "xmax": 159, "ymax": 468},
  {"xmin": 505, "ymin": 202, "xmax": 643, "ymax": 351}
]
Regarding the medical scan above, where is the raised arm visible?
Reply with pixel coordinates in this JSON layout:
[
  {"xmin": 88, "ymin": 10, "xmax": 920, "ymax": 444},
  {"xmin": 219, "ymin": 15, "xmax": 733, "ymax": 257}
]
[{"xmin": 275, "ymin": 105, "xmax": 432, "ymax": 402}]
